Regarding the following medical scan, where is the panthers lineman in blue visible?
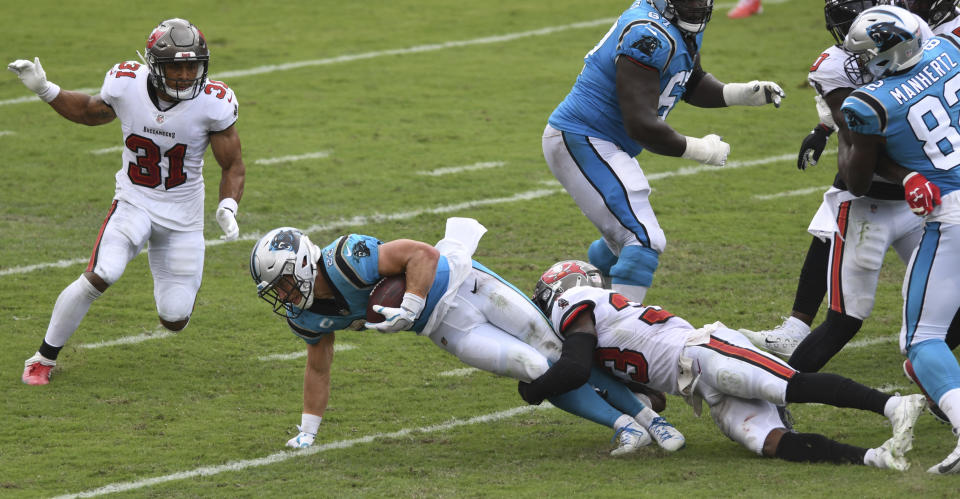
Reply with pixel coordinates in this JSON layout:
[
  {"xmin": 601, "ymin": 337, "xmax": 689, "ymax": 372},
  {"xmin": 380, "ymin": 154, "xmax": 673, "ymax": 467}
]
[
  {"xmin": 543, "ymin": 0, "xmax": 784, "ymax": 305},
  {"xmin": 841, "ymin": 6, "xmax": 960, "ymax": 473}
]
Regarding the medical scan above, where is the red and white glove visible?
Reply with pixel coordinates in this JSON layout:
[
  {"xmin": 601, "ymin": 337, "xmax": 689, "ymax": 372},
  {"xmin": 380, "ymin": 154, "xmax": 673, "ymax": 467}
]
[{"xmin": 903, "ymin": 172, "xmax": 941, "ymax": 216}]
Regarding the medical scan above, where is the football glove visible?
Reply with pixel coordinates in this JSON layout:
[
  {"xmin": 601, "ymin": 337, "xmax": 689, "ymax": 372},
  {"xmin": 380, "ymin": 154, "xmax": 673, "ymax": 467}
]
[
  {"xmin": 903, "ymin": 171, "xmax": 941, "ymax": 216},
  {"xmin": 215, "ymin": 198, "xmax": 239, "ymax": 241},
  {"xmin": 723, "ymin": 80, "xmax": 785, "ymax": 108},
  {"xmin": 681, "ymin": 134, "xmax": 730, "ymax": 166},
  {"xmin": 797, "ymin": 124, "xmax": 834, "ymax": 170},
  {"xmin": 7, "ymin": 57, "xmax": 60, "ymax": 102},
  {"xmin": 364, "ymin": 292, "xmax": 425, "ymax": 332},
  {"xmin": 286, "ymin": 425, "xmax": 316, "ymax": 448}
]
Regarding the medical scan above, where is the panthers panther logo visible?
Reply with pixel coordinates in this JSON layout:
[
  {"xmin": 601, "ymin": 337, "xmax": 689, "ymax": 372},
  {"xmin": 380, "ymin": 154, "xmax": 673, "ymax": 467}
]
[
  {"xmin": 353, "ymin": 240, "xmax": 371, "ymax": 258},
  {"xmin": 867, "ymin": 21, "xmax": 914, "ymax": 52},
  {"xmin": 632, "ymin": 35, "xmax": 662, "ymax": 57},
  {"xmin": 269, "ymin": 230, "xmax": 300, "ymax": 252}
]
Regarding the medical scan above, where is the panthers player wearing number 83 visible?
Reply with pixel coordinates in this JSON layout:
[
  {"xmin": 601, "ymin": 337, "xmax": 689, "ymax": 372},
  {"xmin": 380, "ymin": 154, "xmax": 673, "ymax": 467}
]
[{"xmin": 8, "ymin": 18, "xmax": 245, "ymax": 385}]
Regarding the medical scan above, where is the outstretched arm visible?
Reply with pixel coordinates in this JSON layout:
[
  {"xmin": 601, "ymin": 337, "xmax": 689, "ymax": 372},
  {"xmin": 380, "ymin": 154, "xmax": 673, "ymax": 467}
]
[{"xmin": 8, "ymin": 58, "xmax": 115, "ymax": 125}]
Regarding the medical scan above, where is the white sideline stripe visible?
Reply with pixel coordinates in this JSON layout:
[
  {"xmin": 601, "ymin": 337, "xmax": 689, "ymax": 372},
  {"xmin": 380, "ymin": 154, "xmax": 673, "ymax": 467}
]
[
  {"xmin": 90, "ymin": 146, "xmax": 123, "ymax": 155},
  {"xmin": 416, "ymin": 161, "xmax": 505, "ymax": 176},
  {"xmin": 0, "ymin": 130, "xmax": 14, "ymax": 136},
  {"xmin": 0, "ymin": 149, "xmax": 800, "ymax": 277},
  {"xmin": 77, "ymin": 329, "xmax": 173, "ymax": 349},
  {"xmin": 254, "ymin": 151, "xmax": 331, "ymax": 165},
  {"xmin": 258, "ymin": 343, "xmax": 356, "ymax": 361},
  {"xmin": 439, "ymin": 367, "xmax": 479, "ymax": 377},
  {"xmin": 55, "ymin": 404, "xmax": 550, "ymax": 498},
  {"xmin": 753, "ymin": 186, "xmax": 831, "ymax": 201}
]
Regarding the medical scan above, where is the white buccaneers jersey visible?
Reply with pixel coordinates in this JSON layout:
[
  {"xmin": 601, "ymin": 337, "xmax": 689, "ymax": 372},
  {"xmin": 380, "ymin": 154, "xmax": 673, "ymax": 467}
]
[
  {"xmin": 549, "ymin": 286, "xmax": 694, "ymax": 395},
  {"xmin": 100, "ymin": 61, "xmax": 238, "ymax": 230}
]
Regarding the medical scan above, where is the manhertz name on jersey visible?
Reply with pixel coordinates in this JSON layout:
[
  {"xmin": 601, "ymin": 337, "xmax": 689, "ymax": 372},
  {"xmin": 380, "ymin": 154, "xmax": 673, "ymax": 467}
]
[
  {"xmin": 842, "ymin": 35, "xmax": 960, "ymax": 196},
  {"xmin": 548, "ymin": 0, "xmax": 702, "ymax": 157}
]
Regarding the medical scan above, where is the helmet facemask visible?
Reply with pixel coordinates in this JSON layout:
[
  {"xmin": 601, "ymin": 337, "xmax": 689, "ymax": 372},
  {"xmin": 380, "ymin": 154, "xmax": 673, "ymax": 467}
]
[
  {"xmin": 250, "ymin": 228, "xmax": 319, "ymax": 319},
  {"xmin": 139, "ymin": 18, "xmax": 210, "ymax": 101},
  {"xmin": 532, "ymin": 260, "xmax": 605, "ymax": 316}
]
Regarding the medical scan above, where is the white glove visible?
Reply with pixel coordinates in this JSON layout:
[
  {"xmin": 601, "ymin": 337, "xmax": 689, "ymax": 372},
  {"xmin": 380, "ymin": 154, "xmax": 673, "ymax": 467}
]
[
  {"xmin": 723, "ymin": 80, "xmax": 784, "ymax": 108},
  {"xmin": 285, "ymin": 425, "xmax": 316, "ymax": 448},
  {"xmin": 681, "ymin": 134, "xmax": 730, "ymax": 166},
  {"xmin": 215, "ymin": 198, "xmax": 239, "ymax": 241},
  {"xmin": 7, "ymin": 57, "xmax": 61, "ymax": 102},
  {"xmin": 364, "ymin": 292, "xmax": 425, "ymax": 332},
  {"xmin": 814, "ymin": 94, "xmax": 838, "ymax": 130}
]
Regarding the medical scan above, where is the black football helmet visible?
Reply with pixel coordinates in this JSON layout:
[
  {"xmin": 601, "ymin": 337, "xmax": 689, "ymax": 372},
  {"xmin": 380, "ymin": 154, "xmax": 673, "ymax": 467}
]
[
  {"xmin": 897, "ymin": 0, "xmax": 960, "ymax": 28},
  {"xmin": 649, "ymin": 0, "xmax": 714, "ymax": 35},
  {"xmin": 140, "ymin": 18, "xmax": 210, "ymax": 100},
  {"xmin": 825, "ymin": 0, "xmax": 883, "ymax": 46}
]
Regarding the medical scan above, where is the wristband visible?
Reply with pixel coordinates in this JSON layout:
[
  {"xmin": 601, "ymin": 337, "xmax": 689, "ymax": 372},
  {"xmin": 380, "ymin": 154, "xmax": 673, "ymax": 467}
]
[
  {"xmin": 301, "ymin": 413, "xmax": 323, "ymax": 435},
  {"xmin": 902, "ymin": 171, "xmax": 920, "ymax": 187},
  {"xmin": 37, "ymin": 82, "xmax": 61, "ymax": 103},
  {"xmin": 400, "ymin": 292, "xmax": 426, "ymax": 319}
]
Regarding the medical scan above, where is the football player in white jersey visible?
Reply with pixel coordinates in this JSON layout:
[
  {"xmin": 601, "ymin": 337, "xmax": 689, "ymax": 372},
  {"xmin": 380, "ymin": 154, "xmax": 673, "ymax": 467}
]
[
  {"xmin": 525, "ymin": 261, "xmax": 927, "ymax": 470},
  {"xmin": 542, "ymin": 0, "xmax": 784, "ymax": 307},
  {"xmin": 251, "ymin": 218, "xmax": 685, "ymax": 453},
  {"xmin": 8, "ymin": 18, "xmax": 245, "ymax": 385},
  {"xmin": 739, "ymin": 0, "xmax": 938, "ymax": 368}
]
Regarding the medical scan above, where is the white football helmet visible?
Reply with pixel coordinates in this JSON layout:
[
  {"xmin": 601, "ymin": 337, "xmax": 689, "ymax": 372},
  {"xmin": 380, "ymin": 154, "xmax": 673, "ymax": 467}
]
[
  {"xmin": 250, "ymin": 227, "xmax": 320, "ymax": 318},
  {"xmin": 533, "ymin": 260, "xmax": 605, "ymax": 316},
  {"xmin": 844, "ymin": 5, "xmax": 924, "ymax": 78}
]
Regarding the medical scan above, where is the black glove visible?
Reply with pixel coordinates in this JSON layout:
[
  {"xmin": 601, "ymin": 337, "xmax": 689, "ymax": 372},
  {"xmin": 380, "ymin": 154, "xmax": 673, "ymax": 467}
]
[
  {"xmin": 517, "ymin": 380, "xmax": 544, "ymax": 406},
  {"xmin": 797, "ymin": 123, "xmax": 834, "ymax": 170}
]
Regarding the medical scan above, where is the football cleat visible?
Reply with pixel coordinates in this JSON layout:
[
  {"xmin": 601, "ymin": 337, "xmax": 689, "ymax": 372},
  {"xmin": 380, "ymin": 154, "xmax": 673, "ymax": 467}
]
[
  {"xmin": 928, "ymin": 435, "xmax": 960, "ymax": 474},
  {"xmin": 870, "ymin": 438, "xmax": 910, "ymax": 471},
  {"xmin": 285, "ymin": 425, "xmax": 316, "ymax": 448},
  {"xmin": 22, "ymin": 353, "xmax": 55, "ymax": 385},
  {"xmin": 647, "ymin": 416, "xmax": 685, "ymax": 452},
  {"xmin": 903, "ymin": 359, "xmax": 950, "ymax": 424},
  {"xmin": 610, "ymin": 421, "xmax": 651, "ymax": 456},
  {"xmin": 888, "ymin": 394, "xmax": 926, "ymax": 457},
  {"xmin": 727, "ymin": 0, "xmax": 762, "ymax": 19},
  {"xmin": 738, "ymin": 317, "xmax": 810, "ymax": 357}
]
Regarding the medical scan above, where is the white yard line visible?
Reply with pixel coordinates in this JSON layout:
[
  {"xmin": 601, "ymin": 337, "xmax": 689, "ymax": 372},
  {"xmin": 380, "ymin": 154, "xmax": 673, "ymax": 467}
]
[
  {"xmin": 77, "ymin": 329, "xmax": 173, "ymax": 349},
  {"xmin": 753, "ymin": 185, "xmax": 832, "ymax": 201},
  {"xmin": 439, "ymin": 367, "xmax": 480, "ymax": 377},
  {"xmin": 253, "ymin": 151, "xmax": 331, "ymax": 165},
  {"xmin": 90, "ymin": 146, "xmax": 123, "ymax": 155},
  {"xmin": 54, "ymin": 404, "xmax": 550, "ymax": 498},
  {"xmin": 0, "ymin": 130, "xmax": 14, "ymax": 137},
  {"xmin": 257, "ymin": 343, "xmax": 356, "ymax": 361},
  {"xmin": 416, "ymin": 161, "xmax": 505, "ymax": 176}
]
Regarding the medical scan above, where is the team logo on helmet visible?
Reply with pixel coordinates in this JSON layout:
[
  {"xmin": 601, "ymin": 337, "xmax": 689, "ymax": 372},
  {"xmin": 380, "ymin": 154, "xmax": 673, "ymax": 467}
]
[
  {"xmin": 867, "ymin": 21, "xmax": 914, "ymax": 51},
  {"xmin": 146, "ymin": 29, "xmax": 164, "ymax": 49},
  {"xmin": 269, "ymin": 230, "xmax": 300, "ymax": 252},
  {"xmin": 541, "ymin": 261, "xmax": 589, "ymax": 284}
]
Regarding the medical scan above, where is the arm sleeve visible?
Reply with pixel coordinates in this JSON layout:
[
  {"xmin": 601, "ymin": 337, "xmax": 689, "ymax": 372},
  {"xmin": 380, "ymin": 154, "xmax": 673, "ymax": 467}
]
[{"xmin": 517, "ymin": 332, "xmax": 598, "ymax": 405}]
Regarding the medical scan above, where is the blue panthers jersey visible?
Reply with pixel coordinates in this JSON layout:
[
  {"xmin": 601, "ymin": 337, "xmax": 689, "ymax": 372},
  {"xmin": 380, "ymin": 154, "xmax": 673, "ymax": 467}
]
[
  {"xmin": 548, "ymin": 0, "xmax": 703, "ymax": 157},
  {"xmin": 842, "ymin": 35, "xmax": 960, "ymax": 196},
  {"xmin": 287, "ymin": 234, "xmax": 451, "ymax": 344}
]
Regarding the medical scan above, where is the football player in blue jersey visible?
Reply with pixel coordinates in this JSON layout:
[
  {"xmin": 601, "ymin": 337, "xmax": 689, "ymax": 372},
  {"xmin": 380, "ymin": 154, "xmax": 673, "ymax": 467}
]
[
  {"xmin": 841, "ymin": 5, "xmax": 960, "ymax": 474},
  {"xmin": 543, "ymin": 0, "xmax": 784, "ymax": 306},
  {"xmin": 249, "ymin": 218, "xmax": 685, "ymax": 453}
]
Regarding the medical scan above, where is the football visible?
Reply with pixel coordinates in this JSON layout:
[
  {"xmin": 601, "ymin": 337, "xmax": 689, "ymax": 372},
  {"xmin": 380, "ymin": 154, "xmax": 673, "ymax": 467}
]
[{"xmin": 366, "ymin": 274, "xmax": 407, "ymax": 323}]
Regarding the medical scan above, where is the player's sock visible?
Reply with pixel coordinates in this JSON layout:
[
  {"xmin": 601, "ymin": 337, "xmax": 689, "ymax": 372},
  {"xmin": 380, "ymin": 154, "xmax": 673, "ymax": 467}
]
[
  {"xmin": 611, "ymin": 283, "xmax": 647, "ymax": 304},
  {"xmin": 548, "ymin": 383, "xmax": 624, "ymax": 428},
  {"xmin": 43, "ymin": 275, "xmax": 102, "ymax": 348},
  {"xmin": 775, "ymin": 431, "xmax": 867, "ymax": 464},
  {"xmin": 787, "ymin": 311, "xmax": 862, "ymax": 372},
  {"xmin": 792, "ymin": 237, "xmax": 829, "ymax": 319},
  {"xmin": 586, "ymin": 367, "xmax": 646, "ymax": 415},
  {"xmin": 910, "ymin": 339, "xmax": 960, "ymax": 428},
  {"xmin": 785, "ymin": 372, "xmax": 888, "ymax": 415}
]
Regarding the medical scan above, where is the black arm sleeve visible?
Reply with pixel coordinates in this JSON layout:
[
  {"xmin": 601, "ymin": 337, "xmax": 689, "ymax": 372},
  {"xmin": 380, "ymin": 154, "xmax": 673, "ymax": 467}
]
[{"xmin": 517, "ymin": 332, "xmax": 598, "ymax": 405}]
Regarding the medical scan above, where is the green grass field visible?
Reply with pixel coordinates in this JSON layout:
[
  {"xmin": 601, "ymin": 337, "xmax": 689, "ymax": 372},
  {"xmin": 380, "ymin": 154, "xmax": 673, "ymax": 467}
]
[{"xmin": 3, "ymin": 0, "xmax": 960, "ymax": 496}]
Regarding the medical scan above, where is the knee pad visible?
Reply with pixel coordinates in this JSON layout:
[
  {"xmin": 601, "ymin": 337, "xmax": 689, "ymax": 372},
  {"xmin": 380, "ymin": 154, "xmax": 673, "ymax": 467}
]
[
  {"xmin": 610, "ymin": 245, "xmax": 659, "ymax": 287},
  {"xmin": 588, "ymin": 239, "xmax": 617, "ymax": 276}
]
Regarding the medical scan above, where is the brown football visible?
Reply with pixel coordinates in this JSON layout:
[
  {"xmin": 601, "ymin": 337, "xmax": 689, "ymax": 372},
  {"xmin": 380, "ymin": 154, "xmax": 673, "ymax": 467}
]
[{"xmin": 366, "ymin": 274, "xmax": 407, "ymax": 323}]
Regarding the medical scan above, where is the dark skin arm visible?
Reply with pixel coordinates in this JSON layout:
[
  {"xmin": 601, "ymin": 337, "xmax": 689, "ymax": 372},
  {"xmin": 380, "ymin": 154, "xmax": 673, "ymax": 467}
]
[
  {"xmin": 47, "ymin": 90, "xmax": 116, "ymax": 126},
  {"xmin": 209, "ymin": 124, "xmax": 245, "ymax": 203},
  {"xmin": 615, "ymin": 57, "xmax": 687, "ymax": 157}
]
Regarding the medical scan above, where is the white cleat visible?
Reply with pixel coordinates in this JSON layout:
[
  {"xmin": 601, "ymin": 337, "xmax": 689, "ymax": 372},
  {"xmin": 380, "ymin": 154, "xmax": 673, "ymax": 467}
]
[
  {"xmin": 738, "ymin": 316, "xmax": 810, "ymax": 357},
  {"xmin": 647, "ymin": 416, "xmax": 685, "ymax": 452},
  {"xmin": 610, "ymin": 421, "xmax": 651, "ymax": 456},
  {"xmin": 870, "ymin": 438, "xmax": 910, "ymax": 471},
  {"xmin": 928, "ymin": 435, "xmax": 960, "ymax": 474},
  {"xmin": 888, "ymin": 394, "xmax": 926, "ymax": 456}
]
